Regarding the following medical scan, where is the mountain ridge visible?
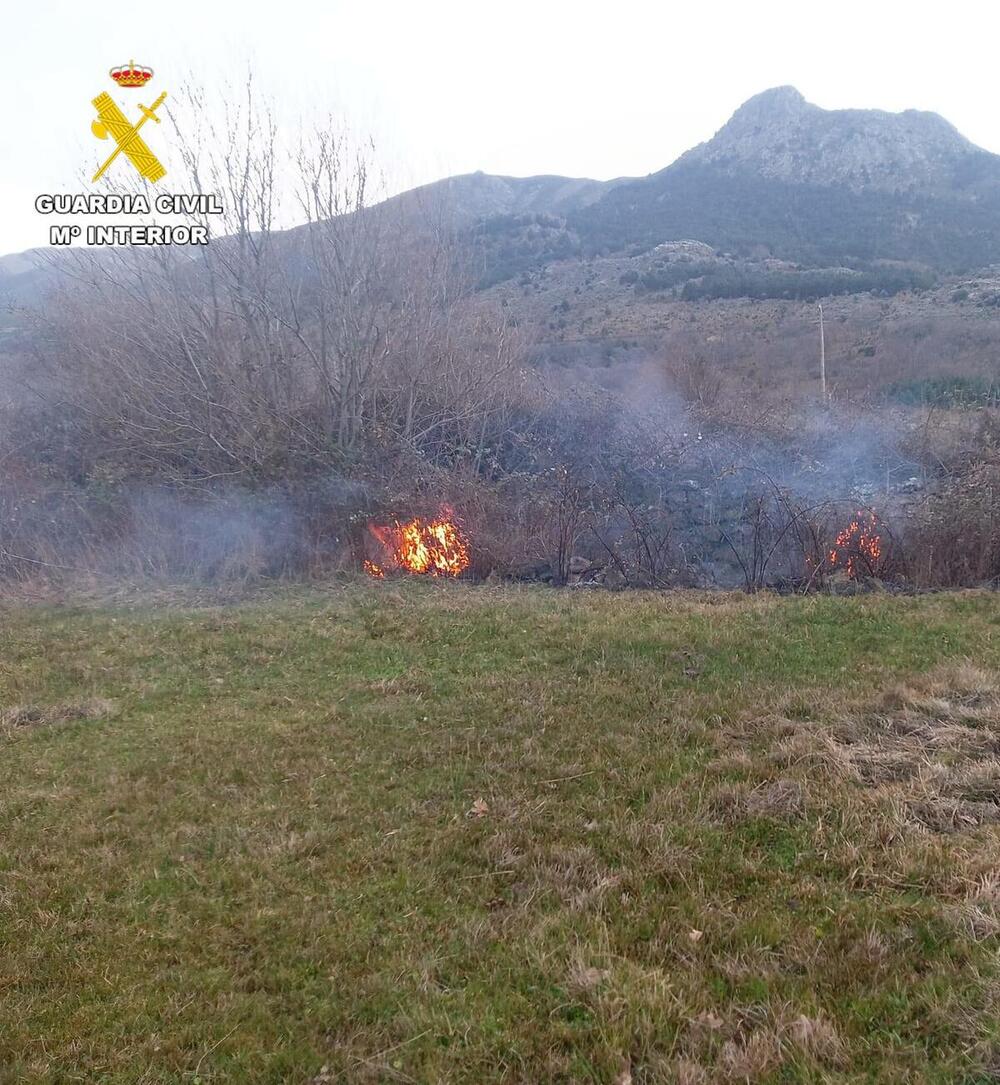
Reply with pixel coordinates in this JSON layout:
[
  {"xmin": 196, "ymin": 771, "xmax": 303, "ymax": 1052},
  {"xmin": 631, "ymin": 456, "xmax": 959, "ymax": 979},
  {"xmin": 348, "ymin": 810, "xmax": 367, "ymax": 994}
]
[{"xmin": 5, "ymin": 87, "xmax": 1000, "ymax": 279}]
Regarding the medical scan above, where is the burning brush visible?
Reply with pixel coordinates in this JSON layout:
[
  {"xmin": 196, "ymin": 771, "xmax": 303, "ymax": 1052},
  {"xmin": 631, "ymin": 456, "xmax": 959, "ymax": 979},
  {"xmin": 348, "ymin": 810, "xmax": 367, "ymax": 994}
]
[
  {"xmin": 828, "ymin": 509, "xmax": 883, "ymax": 579},
  {"xmin": 364, "ymin": 512, "xmax": 471, "ymax": 578}
]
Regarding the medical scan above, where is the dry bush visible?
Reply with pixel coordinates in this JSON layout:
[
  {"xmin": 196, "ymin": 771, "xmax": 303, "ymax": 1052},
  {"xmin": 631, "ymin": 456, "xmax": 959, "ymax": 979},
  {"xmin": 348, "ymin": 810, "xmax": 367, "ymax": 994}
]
[
  {"xmin": 24, "ymin": 81, "xmax": 524, "ymax": 491},
  {"xmin": 901, "ymin": 461, "xmax": 1000, "ymax": 586},
  {"xmin": 901, "ymin": 404, "xmax": 998, "ymax": 476}
]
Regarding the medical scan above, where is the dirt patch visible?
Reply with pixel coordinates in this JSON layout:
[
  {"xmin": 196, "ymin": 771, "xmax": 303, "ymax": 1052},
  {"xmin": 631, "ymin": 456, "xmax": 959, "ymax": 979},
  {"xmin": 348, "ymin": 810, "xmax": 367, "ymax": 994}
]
[{"xmin": 1, "ymin": 698, "xmax": 117, "ymax": 731}]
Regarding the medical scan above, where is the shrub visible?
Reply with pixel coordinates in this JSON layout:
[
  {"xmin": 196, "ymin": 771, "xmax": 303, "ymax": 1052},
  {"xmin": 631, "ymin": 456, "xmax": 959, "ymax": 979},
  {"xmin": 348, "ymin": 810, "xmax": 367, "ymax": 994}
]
[{"xmin": 887, "ymin": 376, "xmax": 1000, "ymax": 408}]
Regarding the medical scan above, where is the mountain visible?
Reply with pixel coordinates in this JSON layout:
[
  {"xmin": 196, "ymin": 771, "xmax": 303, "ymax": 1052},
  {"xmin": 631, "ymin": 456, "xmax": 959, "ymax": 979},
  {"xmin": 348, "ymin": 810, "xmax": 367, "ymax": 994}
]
[
  {"xmin": 0, "ymin": 249, "xmax": 52, "ymax": 338},
  {"xmin": 383, "ymin": 170, "xmax": 619, "ymax": 224},
  {"xmin": 678, "ymin": 85, "xmax": 988, "ymax": 195},
  {"xmin": 0, "ymin": 250, "xmax": 43, "ymax": 278},
  {"xmin": 6, "ymin": 88, "xmax": 1000, "ymax": 297},
  {"xmin": 566, "ymin": 87, "xmax": 1000, "ymax": 270}
]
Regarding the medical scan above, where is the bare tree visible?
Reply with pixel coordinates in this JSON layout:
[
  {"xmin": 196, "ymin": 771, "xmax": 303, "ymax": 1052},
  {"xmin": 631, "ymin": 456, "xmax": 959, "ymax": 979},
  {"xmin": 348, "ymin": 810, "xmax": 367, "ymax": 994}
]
[{"xmin": 27, "ymin": 79, "xmax": 523, "ymax": 490}]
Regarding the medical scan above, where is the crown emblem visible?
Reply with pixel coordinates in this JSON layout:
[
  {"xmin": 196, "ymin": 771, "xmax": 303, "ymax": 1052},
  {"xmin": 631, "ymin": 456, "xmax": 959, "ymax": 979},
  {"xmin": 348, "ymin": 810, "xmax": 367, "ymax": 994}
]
[{"xmin": 110, "ymin": 60, "xmax": 153, "ymax": 88}]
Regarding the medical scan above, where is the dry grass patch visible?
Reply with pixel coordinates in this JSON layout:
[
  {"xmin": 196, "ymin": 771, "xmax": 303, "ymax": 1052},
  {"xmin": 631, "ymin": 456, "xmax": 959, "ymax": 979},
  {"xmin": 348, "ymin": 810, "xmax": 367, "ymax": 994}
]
[
  {"xmin": 0, "ymin": 696, "xmax": 116, "ymax": 730},
  {"xmin": 728, "ymin": 660, "xmax": 1000, "ymax": 838},
  {"xmin": 667, "ymin": 1004, "xmax": 847, "ymax": 1083}
]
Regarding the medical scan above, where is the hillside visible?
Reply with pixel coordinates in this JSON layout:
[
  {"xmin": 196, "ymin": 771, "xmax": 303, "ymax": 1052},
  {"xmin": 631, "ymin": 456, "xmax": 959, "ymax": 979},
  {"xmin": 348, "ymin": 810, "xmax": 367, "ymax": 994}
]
[{"xmin": 476, "ymin": 244, "xmax": 1000, "ymax": 402}]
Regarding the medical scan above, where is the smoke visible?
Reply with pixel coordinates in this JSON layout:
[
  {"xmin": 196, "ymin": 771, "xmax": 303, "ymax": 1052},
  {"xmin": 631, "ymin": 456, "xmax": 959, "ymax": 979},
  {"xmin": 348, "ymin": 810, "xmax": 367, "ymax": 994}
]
[
  {"xmin": 128, "ymin": 490, "xmax": 307, "ymax": 579},
  {"xmin": 0, "ymin": 478, "xmax": 374, "ymax": 585},
  {"xmin": 521, "ymin": 346, "xmax": 933, "ymax": 588}
]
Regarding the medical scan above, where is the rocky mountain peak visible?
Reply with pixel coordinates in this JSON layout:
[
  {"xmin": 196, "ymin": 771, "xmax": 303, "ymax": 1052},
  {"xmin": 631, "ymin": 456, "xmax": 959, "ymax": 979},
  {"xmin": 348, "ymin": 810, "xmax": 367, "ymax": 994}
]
[
  {"xmin": 680, "ymin": 86, "xmax": 985, "ymax": 194},
  {"xmin": 726, "ymin": 85, "xmax": 814, "ymax": 127}
]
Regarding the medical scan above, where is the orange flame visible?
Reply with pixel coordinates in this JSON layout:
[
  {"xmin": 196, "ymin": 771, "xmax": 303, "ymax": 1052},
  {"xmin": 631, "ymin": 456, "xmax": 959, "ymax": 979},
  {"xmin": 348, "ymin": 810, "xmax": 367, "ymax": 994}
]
[
  {"xmin": 365, "ymin": 514, "xmax": 470, "ymax": 578},
  {"xmin": 829, "ymin": 510, "xmax": 882, "ymax": 578}
]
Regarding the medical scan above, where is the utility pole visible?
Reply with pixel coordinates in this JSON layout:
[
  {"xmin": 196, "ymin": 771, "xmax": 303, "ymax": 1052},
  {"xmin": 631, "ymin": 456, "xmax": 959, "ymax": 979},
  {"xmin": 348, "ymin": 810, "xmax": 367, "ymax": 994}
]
[{"xmin": 818, "ymin": 303, "xmax": 827, "ymax": 404}]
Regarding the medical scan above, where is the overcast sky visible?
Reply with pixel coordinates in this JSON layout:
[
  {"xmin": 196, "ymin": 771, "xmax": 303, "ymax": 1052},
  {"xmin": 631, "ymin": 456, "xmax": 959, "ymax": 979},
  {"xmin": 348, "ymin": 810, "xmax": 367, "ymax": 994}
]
[{"xmin": 4, "ymin": 0, "xmax": 1000, "ymax": 256}]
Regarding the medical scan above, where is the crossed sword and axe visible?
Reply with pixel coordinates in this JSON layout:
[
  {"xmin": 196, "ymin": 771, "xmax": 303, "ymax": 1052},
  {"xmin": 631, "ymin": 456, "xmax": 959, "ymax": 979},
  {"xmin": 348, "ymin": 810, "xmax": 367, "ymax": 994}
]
[{"xmin": 91, "ymin": 90, "xmax": 168, "ymax": 183}]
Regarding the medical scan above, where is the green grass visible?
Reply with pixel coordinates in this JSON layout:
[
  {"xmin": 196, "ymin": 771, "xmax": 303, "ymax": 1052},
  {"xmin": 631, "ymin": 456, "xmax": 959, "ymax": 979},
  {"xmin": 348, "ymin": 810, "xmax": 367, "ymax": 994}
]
[{"xmin": 3, "ymin": 584, "xmax": 1000, "ymax": 1082}]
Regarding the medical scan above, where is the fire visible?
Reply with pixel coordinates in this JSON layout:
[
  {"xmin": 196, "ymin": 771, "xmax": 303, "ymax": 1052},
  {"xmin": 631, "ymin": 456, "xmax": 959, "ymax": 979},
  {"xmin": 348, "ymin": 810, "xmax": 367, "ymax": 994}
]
[
  {"xmin": 829, "ymin": 510, "xmax": 882, "ymax": 578},
  {"xmin": 365, "ymin": 514, "xmax": 470, "ymax": 578}
]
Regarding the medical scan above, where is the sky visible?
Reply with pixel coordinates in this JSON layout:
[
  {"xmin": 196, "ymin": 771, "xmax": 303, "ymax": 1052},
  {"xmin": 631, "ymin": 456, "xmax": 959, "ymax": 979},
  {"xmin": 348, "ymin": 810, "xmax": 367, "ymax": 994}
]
[{"xmin": 4, "ymin": 0, "xmax": 1000, "ymax": 256}]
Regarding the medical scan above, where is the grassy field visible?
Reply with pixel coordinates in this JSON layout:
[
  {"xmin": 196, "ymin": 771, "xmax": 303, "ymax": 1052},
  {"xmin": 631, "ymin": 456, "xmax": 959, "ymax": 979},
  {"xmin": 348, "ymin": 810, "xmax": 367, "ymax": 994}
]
[{"xmin": 3, "ymin": 585, "xmax": 1000, "ymax": 1083}]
